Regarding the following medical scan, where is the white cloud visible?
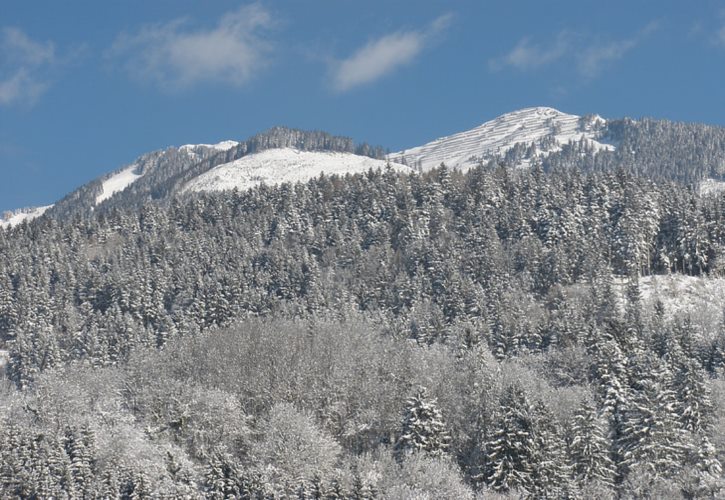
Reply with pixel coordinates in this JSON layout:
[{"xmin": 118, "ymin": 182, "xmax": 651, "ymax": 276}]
[
  {"xmin": 489, "ymin": 33, "xmax": 569, "ymax": 71},
  {"xmin": 490, "ymin": 22, "xmax": 658, "ymax": 80},
  {"xmin": 0, "ymin": 69, "xmax": 49, "ymax": 106},
  {"xmin": 108, "ymin": 4, "xmax": 274, "ymax": 89},
  {"xmin": 333, "ymin": 32, "xmax": 423, "ymax": 92},
  {"xmin": 577, "ymin": 22, "xmax": 658, "ymax": 79},
  {"xmin": 332, "ymin": 13, "xmax": 453, "ymax": 92},
  {"xmin": 0, "ymin": 27, "xmax": 56, "ymax": 106},
  {"xmin": 577, "ymin": 39, "xmax": 638, "ymax": 79}
]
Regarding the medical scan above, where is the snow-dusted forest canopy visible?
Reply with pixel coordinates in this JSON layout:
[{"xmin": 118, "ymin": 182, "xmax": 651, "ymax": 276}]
[{"xmin": 3, "ymin": 118, "xmax": 725, "ymax": 498}]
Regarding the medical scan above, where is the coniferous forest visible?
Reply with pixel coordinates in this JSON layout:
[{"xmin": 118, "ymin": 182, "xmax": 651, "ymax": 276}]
[{"xmin": 3, "ymin": 143, "xmax": 725, "ymax": 498}]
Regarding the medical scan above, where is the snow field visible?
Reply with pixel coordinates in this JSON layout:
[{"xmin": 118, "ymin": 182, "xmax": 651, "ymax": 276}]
[{"xmin": 182, "ymin": 148, "xmax": 412, "ymax": 193}]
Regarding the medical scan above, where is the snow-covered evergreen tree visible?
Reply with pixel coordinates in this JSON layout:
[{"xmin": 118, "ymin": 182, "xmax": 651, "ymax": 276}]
[
  {"xmin": 486, "ymin": 384, "xmax": 537, "ymax": 494},
  {"xmin": 618, "ymin": 356, "xmax": 691, "ymax": 480},
  {"xmin": 394, "ymin": 387, "xmax": 451, "ymax": 459},
  {"xmin": 568, "ymin": 399, "xmax": 616, "ymax": 488}
]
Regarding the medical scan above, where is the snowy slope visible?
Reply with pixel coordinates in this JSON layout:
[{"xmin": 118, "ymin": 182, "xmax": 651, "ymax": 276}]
[
  {"xmin": 389, "ymin": 107, "xmax": 613, "ymax": 171},
  {"xmin": 96, "ymin": 165, "xmax": 144, "ymax": 205},
  {"xmin": 182, "ymin": 148, "xmax": 411, "ymax": 194},
  {"xmin": 626, "ymin": 274, "xmax": 725, "ymax": 334},
  {"xmin": 0, "ymin": 205, "xmax": 53, "ymax": 228},
  {"xmin": 699, "ymin": 178, "xmax": 725, "ymax": 197},
  {"xmin": 179, "ymin": 140, "xmax": 239, "ymax": 153},
  {"xmin": 565, "ymin": 273, "xmax": 725, "ymax": 337},
  {"xmin": 95, "ymin": 141, "xmax": 240, "ymax": 205}
]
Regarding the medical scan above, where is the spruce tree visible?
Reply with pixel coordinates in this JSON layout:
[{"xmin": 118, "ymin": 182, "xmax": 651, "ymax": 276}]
[
  {"xmin": 486, "ymin": 384, "xmax": 537, "ymax": 494},
  {"xmin": 530, "ymin": 400, "xmax": 572, "ymax": 498},
  {"xmin": 205, "ymin": 452, "xmax": 241, "ymax": 499},
  {"xmin": 618, "ymin": 356, "xmax": 691, "ymax": 480},
  {"xmin": 568, "ymin": 399, "xmax": 616, "ymax": 488},
  {"xmin": 394, "ymin": 387, "xmax": 451, "ymax": 459}
]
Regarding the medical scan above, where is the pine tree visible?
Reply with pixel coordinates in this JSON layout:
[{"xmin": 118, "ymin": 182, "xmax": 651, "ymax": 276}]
[
  {"xmin": 672, "ymin": 356, "xmax": 714, "ymax": 434},
  {"xmin": 530, "ymin": 400, "xmax": 572, "ymax": 498},
  {"xmin": 486, "ymin": 384, "xmax": 537, "ymax": 494},
  {"xmin": 99, "ymin": 468, "xmax": 121, "ymax": 500},
  {"xmin": 350, "ymin": 473, "xmax": 376, "ymax": 500},
  {"xmin": 129, "ymin": 470, "xmax": 152, "ymax": 500},
  {"xmin": 309, "ymin": 474, "xmax": 325, "ymax": 499},
  {"xmin": 325, "ymin": 478, "xmax": 345, "ymax": 499},
  {"xmin": 205, "ymin": 452, "xmax": 241, "ymax": 499},
  {"xmin": 63, "ymin": 424, "xmax": 97, "ymax": 495},
  {"xmin": 588, "ymin": 328, "xmax": 630, "ymax": 422},
  {"xmin": 618, "ymin": 356, "xmax": 691, "ymax": 480},
  {"xmin": 567, "ymin": 399, "xmax": 616, "ymax": 488},
  {"xmin": 394, "ymin": 387, "xmax": 451, "ymax": 459}
]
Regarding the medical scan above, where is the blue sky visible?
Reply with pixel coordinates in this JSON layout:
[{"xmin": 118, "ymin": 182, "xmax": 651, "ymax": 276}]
[{"xmin": 2, "ymin": 0, "xmax": 725, "ymax": 212}]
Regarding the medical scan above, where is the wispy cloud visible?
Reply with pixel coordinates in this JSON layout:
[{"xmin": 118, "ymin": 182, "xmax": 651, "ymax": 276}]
[
  {"xmin": 490, "ymin": 22, "xmax": 658, "ymax": 80},
  {"xmin": 577, "ymin": 38, "xmax": 639, "ymax": 79},
  {"xmin": 717, "ymin": 25, "xmax": 725, "ymax": 46},
  {"xmin": 332, "ymin": 13, "xmax": 453, "ymax": 92},
  {"xmin": 714, "ymin": 9, "xmax": 725, "ymax": 47},
  {"xmin": 577, "ymin": 22, "xmax": 659, "ymax": 79},
  {"xmin": 0, "ymin": 27, "xmax": 56, "ymax": 106},
  {"xmin": 108, "ymin": 4, "xmax": 275, "ymax": 90},
  {"xmin": 489, "ymin": 32, "xmax": 570, "ymax": 71}
]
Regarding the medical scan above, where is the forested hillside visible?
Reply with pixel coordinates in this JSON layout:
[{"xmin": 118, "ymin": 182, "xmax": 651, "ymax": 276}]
[
  {"xmin": 45, "ymin": 128, "xmax": 387, "ymax": 220},
  {"xmin": 2, "ymin": 157, "xmax": 725, "ymax": 498},
  {"xmin": 543, "ymin": 117, "xmax": 725, "ymax": 185}
]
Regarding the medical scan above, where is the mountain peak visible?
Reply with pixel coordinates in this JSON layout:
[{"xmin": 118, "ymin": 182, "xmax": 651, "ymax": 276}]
[
  {"xmin": 388, "ymin": 107, "xmax": 612, "ymax": 171},
  {"xmin": 501, "ymin": 106, "xmax": 565, "ymax": 116}
]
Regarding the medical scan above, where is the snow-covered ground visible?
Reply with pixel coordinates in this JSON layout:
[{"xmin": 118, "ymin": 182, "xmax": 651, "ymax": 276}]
[
  {"xmin": 614, "ymin": 274, "xmax": 725, "ymax": 334},
  {"xmin": 177, "ymin": 140, "xmax": 240, "ymax": 161},
  {"xmin": 96, "ymin": 165, "xmax": 144, "ymax": 205},
  {"xmin": 699, "ymin": 178, "xmax": 725, "ymax": 197},
  {"xmin": 182, "ymin": 148, "xmax": 412, "ymax": 194},
  {"xmin": 388, "ymin": 107, "xmax": 614, "ymax": 171},
  {"xmin": 0, "ymin": 205, "xmax": 53, "ymax": 228},
  {"xmin": 565, "ymin": 273, "xmax": 725, "ymax": 335},
  {"xmin": 179, "ymin": 140, "xmax": 239, "ymax": 153}
]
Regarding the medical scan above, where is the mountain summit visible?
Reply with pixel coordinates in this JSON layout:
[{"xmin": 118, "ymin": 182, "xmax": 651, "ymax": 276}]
[{"xmin": 388, "ymin": 107, "xmax": 613, "ymax": 171}]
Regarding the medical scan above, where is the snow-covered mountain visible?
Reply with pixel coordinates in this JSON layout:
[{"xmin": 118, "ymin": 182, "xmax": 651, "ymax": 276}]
[
  {"xmin": 14, "ymin": 106, "xmax": 725, "ymax": 227},
  {"xmin": 388, "ymin": 107, "xmax": 614, "ymax": 171},
  {"xmin": 0, "ymin": 129, "xmax": 392, "ymax": 223},
  {"xmin": 0, "ymin": 108, "xmax": 620, "ymax": 227},
  {"xmin": 182, "ymin": 148, "xmax": 410, "ymax": 194}
]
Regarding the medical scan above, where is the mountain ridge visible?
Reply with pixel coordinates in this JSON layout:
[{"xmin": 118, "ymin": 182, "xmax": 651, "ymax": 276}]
[{"xmin": 5, "ymin": 107, "xmax": 725, "ymax": 228}]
